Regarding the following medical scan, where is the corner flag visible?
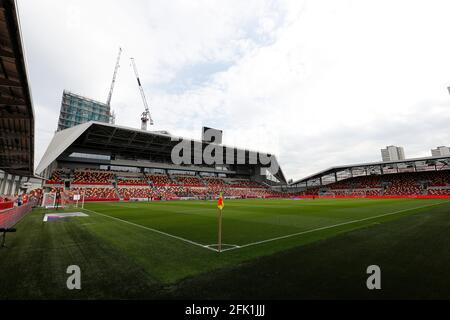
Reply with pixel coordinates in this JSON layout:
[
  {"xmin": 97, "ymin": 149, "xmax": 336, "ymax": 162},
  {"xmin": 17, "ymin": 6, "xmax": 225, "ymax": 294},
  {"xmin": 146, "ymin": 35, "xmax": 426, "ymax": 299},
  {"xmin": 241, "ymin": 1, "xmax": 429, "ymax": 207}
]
[
  {"xmin": 217, "ymin": 193, "xmax": 224, "ymax": 252},
  {"xmin": 217, "ymin": 192, "xmax": 224, "ymax": 210}
]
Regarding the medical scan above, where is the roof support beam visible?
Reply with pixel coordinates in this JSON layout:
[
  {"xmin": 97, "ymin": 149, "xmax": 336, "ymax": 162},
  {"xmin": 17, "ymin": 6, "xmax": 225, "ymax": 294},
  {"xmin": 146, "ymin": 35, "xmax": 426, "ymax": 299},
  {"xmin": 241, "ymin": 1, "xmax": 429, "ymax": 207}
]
[
  {"xmin": 0, "ymin": 48, "xmax": 15, "ymax": 59},
  {"xmin": 0, "ymin": 96, "xmax": 25, "ymax": 105},
  {"xmin": 0, "ymin": 131, "xmax": 26, "ymax": 138},
  {"xmin": 0, "ymin": 112, "xmax": 31, "ymax": 119},
  {"xmin": 0, "ymin": 150, "xmax": 27, "ymax": 155},
  {"xmin": 0, "ymin": 77, "xmax": 21, "ymax": 87}
]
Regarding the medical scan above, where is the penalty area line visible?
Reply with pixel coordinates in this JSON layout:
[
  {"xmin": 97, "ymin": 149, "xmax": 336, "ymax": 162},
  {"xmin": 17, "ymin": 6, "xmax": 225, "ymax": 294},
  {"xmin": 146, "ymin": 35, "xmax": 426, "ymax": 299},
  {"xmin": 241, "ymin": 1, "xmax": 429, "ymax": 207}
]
[
  {"xmin": 81, "ymin": 208, "xmax": 218, "ymax": 252},
  {"xmin": 230, "ymin": 200, "xmax": 450, "ymax": 252}
]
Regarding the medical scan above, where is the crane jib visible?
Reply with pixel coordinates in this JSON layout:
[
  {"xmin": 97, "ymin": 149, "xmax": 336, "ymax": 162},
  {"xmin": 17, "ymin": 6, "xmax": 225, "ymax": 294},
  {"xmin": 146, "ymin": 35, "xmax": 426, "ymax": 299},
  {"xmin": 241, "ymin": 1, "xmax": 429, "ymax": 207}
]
[{"xmin": 131, "ymin": 57, "xmax": 154, "ymax": 127}]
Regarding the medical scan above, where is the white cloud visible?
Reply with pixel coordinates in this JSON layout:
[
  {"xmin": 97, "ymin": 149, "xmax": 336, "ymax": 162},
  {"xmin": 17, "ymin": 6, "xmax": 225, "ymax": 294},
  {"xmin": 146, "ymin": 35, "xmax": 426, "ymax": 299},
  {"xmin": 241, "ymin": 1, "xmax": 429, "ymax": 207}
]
[{"xmin": 18, "ymin": 0, "xmax": 450, "ymax": 181}]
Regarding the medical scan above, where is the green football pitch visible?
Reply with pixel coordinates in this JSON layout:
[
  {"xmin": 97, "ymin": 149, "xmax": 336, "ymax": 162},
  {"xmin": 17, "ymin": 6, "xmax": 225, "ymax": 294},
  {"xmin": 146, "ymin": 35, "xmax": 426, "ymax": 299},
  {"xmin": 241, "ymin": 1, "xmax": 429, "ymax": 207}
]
[
  {"xmin": 1, "ymin": 198, "xmax": 450, "ymax": 299},
  {"xmin": 85, "ymin": 198, "xmax": 448, "ymax": 252}
]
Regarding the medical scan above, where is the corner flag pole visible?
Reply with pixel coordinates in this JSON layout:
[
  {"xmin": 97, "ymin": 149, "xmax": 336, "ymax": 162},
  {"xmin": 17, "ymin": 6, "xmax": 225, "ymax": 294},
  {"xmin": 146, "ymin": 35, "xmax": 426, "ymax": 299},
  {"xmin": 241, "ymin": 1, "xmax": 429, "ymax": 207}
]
[
  {"xmin": 218, "ymin": 207, "xmax": 223, "ymax": 253},
  {"xmin": 217, "ymin": 192, "xmax": 224, "ymax": 253}
]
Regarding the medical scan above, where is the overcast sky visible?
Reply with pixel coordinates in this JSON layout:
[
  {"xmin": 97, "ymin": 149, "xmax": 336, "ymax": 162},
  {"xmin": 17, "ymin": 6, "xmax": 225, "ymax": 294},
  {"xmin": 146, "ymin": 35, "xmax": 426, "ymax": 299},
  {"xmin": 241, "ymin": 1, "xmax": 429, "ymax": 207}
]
[{"xmin": 18, "ymin": 0, "xmax": 450, "ymax": 181}]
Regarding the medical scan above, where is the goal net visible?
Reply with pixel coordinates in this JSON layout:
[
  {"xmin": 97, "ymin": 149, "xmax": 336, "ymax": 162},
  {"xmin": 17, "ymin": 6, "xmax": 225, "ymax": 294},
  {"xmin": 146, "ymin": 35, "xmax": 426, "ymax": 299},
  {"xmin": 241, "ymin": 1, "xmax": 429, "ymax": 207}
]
[
  {"xmin": 42, "ymin": 192, "xmax": 68, "ymax": 209},
  {"xmin": 69, "ymin": 191, "xmax": 84, "ymax": 209},
  {"xmin": 42, "ymin": 193, "xmax": 56, "ymax": 208}
]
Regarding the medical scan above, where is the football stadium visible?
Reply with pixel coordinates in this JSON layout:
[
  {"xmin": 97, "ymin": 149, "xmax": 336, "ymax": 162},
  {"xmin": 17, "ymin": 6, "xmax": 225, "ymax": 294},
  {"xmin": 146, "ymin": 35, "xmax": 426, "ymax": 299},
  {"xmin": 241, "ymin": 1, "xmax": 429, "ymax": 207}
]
[{"xmin": 1, "ymin": 0, "xmax": 450, "ymax": 304}]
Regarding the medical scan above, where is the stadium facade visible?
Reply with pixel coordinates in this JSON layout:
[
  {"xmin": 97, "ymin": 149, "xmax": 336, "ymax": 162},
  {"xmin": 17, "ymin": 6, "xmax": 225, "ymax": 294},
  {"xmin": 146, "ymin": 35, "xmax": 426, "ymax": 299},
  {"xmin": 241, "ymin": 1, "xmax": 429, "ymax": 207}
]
[
  {"xmin": 56, "ymin": 90, "xmax": 112, "ymax": 132},
  {"xmin": 36, "ymin": 121, "xmax": 286, "ymax": 197},
  {"xmin": 288, "ymin": 155, "xmax": 450, "ymax": 195}
]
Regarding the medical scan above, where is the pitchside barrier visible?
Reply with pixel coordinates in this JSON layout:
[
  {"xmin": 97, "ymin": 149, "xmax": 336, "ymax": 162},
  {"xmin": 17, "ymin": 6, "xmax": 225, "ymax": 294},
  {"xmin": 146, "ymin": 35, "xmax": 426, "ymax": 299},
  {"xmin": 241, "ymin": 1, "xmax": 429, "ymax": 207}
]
[
  {"xmin": 0, "ymin": 199, "xmax": 37, "ymax": 229},
  {"xmin": 128, "ymin": 198, "xmax": 151, "ymax": 202},
  {"xmin": 295, "ymin": 195, "xmax": 450, "ymax": 199},
  {"xmin": 0, "ymin": 201, "xmax": 14, "ymax": 211}
]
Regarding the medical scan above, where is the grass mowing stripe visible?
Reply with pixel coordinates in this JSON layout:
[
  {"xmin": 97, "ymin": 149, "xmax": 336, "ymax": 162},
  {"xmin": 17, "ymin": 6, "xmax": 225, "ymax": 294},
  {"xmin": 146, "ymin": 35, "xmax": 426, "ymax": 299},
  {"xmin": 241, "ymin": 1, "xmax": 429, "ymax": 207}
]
[
  {"xmin": 231, "ymin": 200, "xmax": 450, "ymax": 251},
  {"xmin": 83, "ymin": 200, "xmax": 449, "ymax": 254},
  {"xmin": 81, "ymin": 208, "xmax": 219, "ymax": 252}
]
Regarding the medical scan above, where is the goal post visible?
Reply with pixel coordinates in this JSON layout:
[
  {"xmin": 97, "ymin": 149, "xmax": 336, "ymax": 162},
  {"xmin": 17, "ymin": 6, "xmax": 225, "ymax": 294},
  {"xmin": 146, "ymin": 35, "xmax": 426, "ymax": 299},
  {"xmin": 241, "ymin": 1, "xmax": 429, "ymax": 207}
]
[
  {"xmin": 63, "ymin": 191, "xmax": 83, "ymax": 209},
  {"xmin": 41, "ymin": 192, "xmax": 57, "ymax": 208},
  {"xmin": 41, "ymin": 191, "xmax": 70, "ymax": 209}
]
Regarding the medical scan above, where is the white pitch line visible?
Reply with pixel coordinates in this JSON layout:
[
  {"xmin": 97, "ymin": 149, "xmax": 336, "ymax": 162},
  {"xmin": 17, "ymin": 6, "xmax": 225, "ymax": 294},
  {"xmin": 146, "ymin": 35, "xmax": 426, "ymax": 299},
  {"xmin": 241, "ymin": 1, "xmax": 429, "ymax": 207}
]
[
  {"xmin": 230, "ymin": 200, "xmax": 450, "ymax": 251},
  {"xmin": 205, "ymin": 244, "xmax": 241, "ymax": 252},
  {"xmin": 81, "ymin": 208, "xmax": 217, "ymax": 252},
  {"xmin": 220, "ymin": 246, "xmax": 242, "ymax": 252}
]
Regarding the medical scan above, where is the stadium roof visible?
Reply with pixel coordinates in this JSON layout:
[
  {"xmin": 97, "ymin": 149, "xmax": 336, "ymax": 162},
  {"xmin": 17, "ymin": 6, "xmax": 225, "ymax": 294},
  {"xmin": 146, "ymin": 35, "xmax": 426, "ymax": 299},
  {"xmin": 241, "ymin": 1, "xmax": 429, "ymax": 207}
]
[
  {"xmin": 0, "ymin": 0, "xmax": 34, "ymax": 176},
  {"xmin": 291, "ymin": 155, "xmax": 450, "ymax": 186},
  {"xmin": 36, "ymin": 121, "xmax": 287, "ymax": 183}
]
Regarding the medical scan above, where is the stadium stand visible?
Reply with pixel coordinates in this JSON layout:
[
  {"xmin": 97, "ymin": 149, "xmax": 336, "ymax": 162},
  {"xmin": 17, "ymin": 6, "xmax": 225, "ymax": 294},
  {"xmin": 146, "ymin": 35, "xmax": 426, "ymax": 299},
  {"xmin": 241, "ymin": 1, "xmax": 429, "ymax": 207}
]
[
  {"xmin": 71, "ymin": 187, "xmax": 118, "ymax": 201},
  {"xmin": 384, "ymin": 175, "xmax": 422, "ymax": 196},
  {"xmin": 39, "ymin": 165, "xmax": 450, "ymax": 202},
  {"xmin": 45, "ymin": 170, "xmax": 63, "ymax": 184},
  {"xmin": 35, "ymin": 119, "xmax": 288, "ymax": 203},
  {"xmin": 118, "ymin": 187, "xmax": 152, "ymax": 200},
  {"xmin": 203, "ymin": 177, "xmax": 227, "ymax": 187},
  {"xmin": 428, "ymin": 188, "xmax": 449, "ymax": 195},
  {"xmin": 299, "ymin": 171, "xmax": 450, "ymax": 197},
  {"xmin": 228, "ymin": 179, "xmax": 264, "ymax": 188},
  {"xmin": 145, "ymin": 173, "xmax": 173, "ymax": 186},
  {"xmin": 41, "ymin": 167, "xmax": 285, "ymax": 201},
  {"xmin": 172, "ymin": 174, "xmax": 205, "ymax": 187},
  {"xmin": 117, "ymin": 177, "xmax": 147, "ymax": 186},
  {"xmin": 72, "ymin": 169, "xmax": 113, "ymax": 185}
]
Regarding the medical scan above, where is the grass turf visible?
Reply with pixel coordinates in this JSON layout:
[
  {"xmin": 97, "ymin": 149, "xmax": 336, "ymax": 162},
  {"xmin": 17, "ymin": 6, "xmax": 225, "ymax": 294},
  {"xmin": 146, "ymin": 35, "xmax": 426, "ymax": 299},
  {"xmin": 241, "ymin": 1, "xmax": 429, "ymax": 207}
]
[{"xmin": 0, "ymin": 198, "xmax": 449, "ymax": 299}]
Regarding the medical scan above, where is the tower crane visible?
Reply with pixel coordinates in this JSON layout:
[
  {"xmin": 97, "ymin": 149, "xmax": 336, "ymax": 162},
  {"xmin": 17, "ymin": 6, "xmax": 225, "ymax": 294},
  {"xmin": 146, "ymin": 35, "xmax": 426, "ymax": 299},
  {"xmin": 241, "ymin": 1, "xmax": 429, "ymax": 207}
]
[
  {"xmin": 130, "ymin": 57, "xmax": 154, "ymax": 130},
  {"xmin": 106, "ymin": 47, "xmax": 122, "ymax": 124},
  {"xmin": 106, "ymin": 47, "xmax": 122, "ymax": 106}
]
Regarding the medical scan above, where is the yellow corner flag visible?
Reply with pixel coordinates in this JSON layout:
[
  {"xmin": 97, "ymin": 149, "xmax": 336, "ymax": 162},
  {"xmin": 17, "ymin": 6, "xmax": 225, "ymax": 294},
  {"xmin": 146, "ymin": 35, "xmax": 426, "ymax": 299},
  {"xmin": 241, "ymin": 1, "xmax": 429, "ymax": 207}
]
[
  {"xmin": 217, "ymin": 192, "xmax": 224, "ymax": 252},
  {"xmin": 217, "ymin": 192, "xmax": 224, "ymax": 210}
]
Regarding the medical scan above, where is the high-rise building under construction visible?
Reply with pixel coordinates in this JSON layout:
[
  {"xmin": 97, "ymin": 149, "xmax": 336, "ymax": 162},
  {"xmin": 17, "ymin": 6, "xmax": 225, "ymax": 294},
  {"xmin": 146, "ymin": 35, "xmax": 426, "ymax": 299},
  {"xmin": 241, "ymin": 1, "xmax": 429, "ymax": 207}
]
[{"xmin": 56, "ymin": 90, "xmax": 111, "ymax": 131}]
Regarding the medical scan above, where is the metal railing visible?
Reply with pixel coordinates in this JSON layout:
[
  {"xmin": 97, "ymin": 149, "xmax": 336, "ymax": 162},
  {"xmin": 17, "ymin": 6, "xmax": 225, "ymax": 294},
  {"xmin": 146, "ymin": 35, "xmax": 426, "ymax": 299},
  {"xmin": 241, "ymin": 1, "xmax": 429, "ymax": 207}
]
[{"xmin": 0, "ymin": 199, "xmax": 36, "ymax": 229}]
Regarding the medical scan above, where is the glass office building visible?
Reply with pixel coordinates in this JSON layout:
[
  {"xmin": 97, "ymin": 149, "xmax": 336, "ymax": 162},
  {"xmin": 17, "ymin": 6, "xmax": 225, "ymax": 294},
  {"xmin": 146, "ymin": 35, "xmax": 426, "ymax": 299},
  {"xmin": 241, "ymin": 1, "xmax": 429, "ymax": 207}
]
[{"xmin": 56, "ymin": 90, "xmax": 111, "ymax": 131}]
